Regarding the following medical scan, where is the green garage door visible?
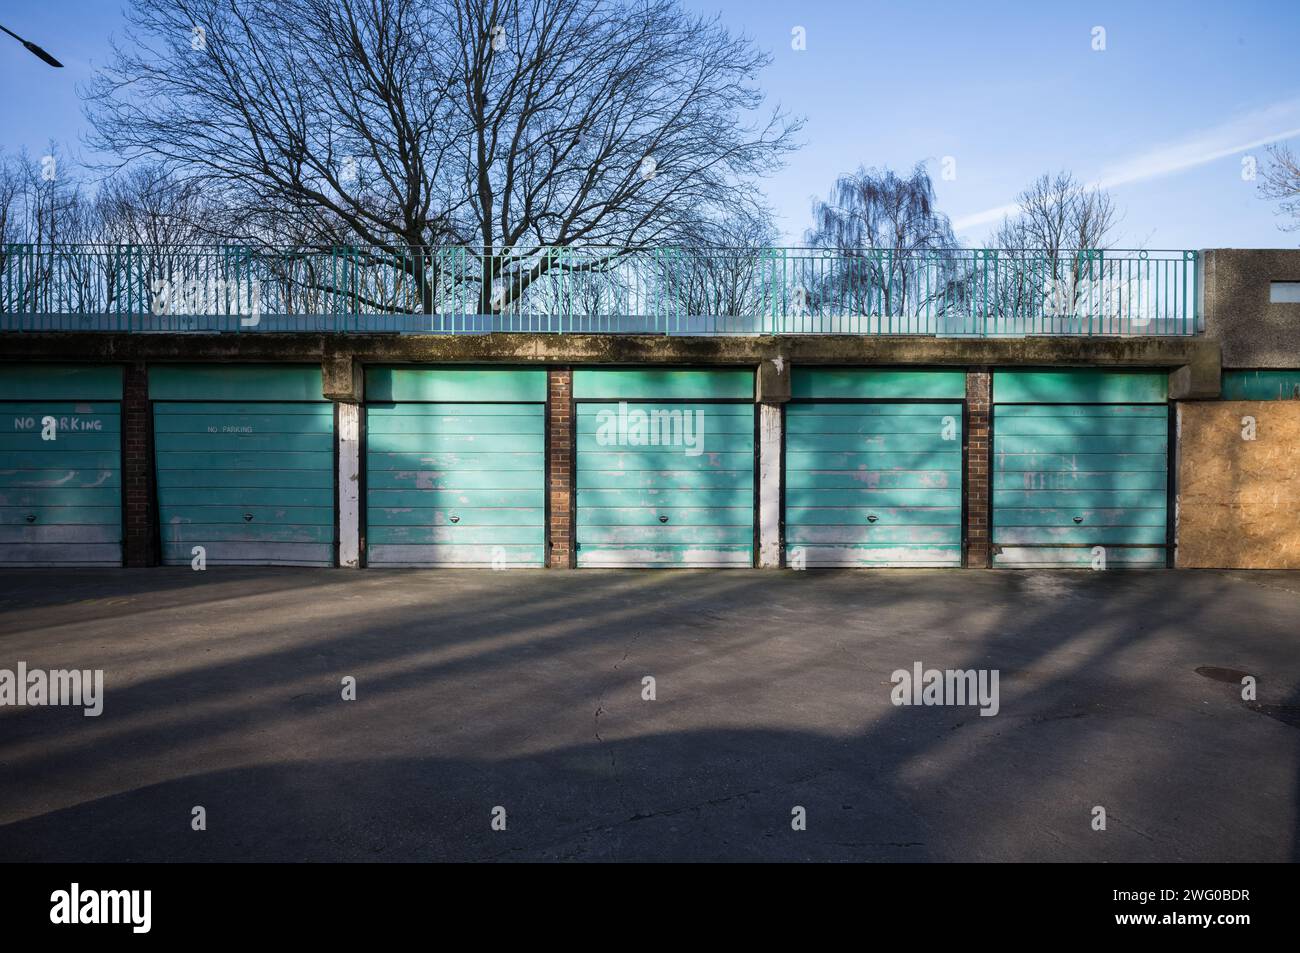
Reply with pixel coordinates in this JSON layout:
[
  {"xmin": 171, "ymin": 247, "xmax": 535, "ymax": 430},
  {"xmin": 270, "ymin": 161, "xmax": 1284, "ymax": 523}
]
[
  {"xmin": 0, "ymin": 366, "xmax": 123, "ymax": 566},
  {"xmin": 152, "ymin": 365, "xmax": 335, "ymax": 566},
  {"xmin": 575, "ymin": 369, "xmax": 754, "ymax": 567},
  {"xmin": 993, "ymin": 370, "xmax": 1169, "ymax": 568},
  {"xmin": 785, "ymin": 369, "xmax": 964, "ymax": 567},
  {"xmin": 1221, "ymin": 369, "xmax": 1300, "ymax": 400},
  {"xmin": 365, "ymin": 367, "xmax": 545, "ymax": 567}
]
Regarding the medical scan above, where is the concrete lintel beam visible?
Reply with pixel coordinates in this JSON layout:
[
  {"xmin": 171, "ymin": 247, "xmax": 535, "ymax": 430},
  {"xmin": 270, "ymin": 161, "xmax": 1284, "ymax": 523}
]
[
  {"xmin": 322, "ymin": 352, "xmax": 363, "ymax": 403},
  {"xmin": 755, "ymin": 356, "xmax": 791, "ymax": 404},
  {"xmin": 1169, "ymin": 342, "xmax": 1222, "ymax": 400}
]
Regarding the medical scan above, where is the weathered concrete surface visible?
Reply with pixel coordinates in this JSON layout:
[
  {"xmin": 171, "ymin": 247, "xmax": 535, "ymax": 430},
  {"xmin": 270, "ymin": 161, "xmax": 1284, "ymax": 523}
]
[
  {"xmin": 0, "ymin": 331, "xmax": 1220, "ymax": 380},
  {"xmin": 0, "ymin": 567, "xmax": 1295, "ymax": 862},
  {"xmin": 322, "ymin": 351, "xmax": 363, "ymax": 403},
  {"xmin": 755, "ymin": 354, "xmax": 791, "ymax": 403},
  {"xmin": 337, "ymin": 403, "xmax": 362, "ymax": 569},
  {"xmin": 757, "ymin": 404, "xmax": 782, "ymax": 568},
  {"xmin": 1177, "ymin": 401, "xmax": 1300, "ymax": 568},
  {"xmin": 1167, "ymin": 339, "xmax": 1222, "ymax": 399},
  {"xmin": 1203, "ymin": 248, "xmax": 1300, "ymax": 368}
]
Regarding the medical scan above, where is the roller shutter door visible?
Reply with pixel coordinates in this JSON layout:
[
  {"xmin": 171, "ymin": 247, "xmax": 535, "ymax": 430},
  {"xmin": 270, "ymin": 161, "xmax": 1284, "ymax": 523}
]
[
  {"xmin": 151, "ymin": 365, "xmax": 335, "ymax": 566},
  {"xmin": 575, "ymin": 369, "xmax": 754, "ymax": 567},
  {"xmin": 783, "ymin": 369, "xmax": 966, "ymax": 567},
  {"xmin": 785, "ymin": 402, "xmax": 963, "ymax": 566},
  {"xmin": 365, "ymin": 367, "xmax": 545, "ymax": 567},
  {"xmin": 154, "ymin": 402, "xmax": 335, "ymax": 565},
  {"xmin": 993, "ymin": 370, "xmax": 1169, "ymax": 568},
  {"xmin": 0, "ymin": 366, "xmax": 123, "ymax": 567}
]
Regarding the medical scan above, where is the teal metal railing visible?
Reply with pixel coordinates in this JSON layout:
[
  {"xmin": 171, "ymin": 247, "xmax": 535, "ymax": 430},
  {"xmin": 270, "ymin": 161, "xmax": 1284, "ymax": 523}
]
[{"xmin": 0, "ymin": 244, "xmax": 1200, "ymax": 335}]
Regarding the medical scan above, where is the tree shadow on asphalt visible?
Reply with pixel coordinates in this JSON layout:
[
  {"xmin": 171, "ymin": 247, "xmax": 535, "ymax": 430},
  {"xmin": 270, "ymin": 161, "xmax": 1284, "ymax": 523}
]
[{"xmin": 0, "ymin": 567, "xmax": 1296, "ymax": 862}]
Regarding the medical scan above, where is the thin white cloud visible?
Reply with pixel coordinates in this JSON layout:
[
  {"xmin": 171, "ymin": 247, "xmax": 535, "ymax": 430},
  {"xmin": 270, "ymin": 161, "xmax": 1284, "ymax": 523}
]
[
  {"xmin": 953, "ymin": 201, "xmax": 1021, "ymax": 232},
  {"xmin": 952, "ymin": 97, "xmax": 1300, "ymax": 233}
]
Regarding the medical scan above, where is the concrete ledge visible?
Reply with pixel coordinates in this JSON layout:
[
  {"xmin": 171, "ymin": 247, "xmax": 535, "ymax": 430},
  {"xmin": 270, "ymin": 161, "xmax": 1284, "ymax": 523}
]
[
  {"xmin": 0, "ymin": 333, "xmax": 1221, "ymax": 404},
  {"xmin": 0, "ymin": 331, "xmax": 1220, "ymax": 371}
]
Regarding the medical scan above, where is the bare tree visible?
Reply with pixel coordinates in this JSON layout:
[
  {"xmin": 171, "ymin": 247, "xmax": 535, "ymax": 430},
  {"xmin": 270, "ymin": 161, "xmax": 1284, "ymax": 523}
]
[
  {"xmin": 0, "ymin": 153, "xmax": 22, "ymax": 246},
  {"xmin": 0, "ymin": 146, "xmax": 101, "ymax": 313},
  {"xmin": 13, "ymin": 145, "xmax": 91, "ymax": 246},
  {"xmin": 93, "ymin": 164, "xmax": 209, "ymax": 247},
  {"xmin": 805, "ymin": 163, "xmax": 958, "ymax": 324},
  {"xmin": 86, "ymin": 164, "xmax": 217, "ymax": 315},
  {"xmin": 0, "ymin": 154, "xmax": 25, "ymax": 314},
  {"xmin": 86, "ymin": 0, "xmax": 800, "ymax": 315},
  {"xmin": 662, "ymin": 208, "xmax": 779, "ymax": 322},
  {"xmin": 992, "ymin": 171, "xmax": 1116, "ymax": 254},
  {"xmin": 986, "ymin": 171, "xmax": 1120, "ymax": 328},
  {"xmin": 1260, "ymin": 143, "xmax": 1300, "ymax": 233}
]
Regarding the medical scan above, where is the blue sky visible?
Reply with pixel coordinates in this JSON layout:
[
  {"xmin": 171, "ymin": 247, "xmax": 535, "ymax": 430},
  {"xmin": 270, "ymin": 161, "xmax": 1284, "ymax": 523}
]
[{"xmin": 2, "ymin": 0, "xmax": 1298, "ymax": 248}]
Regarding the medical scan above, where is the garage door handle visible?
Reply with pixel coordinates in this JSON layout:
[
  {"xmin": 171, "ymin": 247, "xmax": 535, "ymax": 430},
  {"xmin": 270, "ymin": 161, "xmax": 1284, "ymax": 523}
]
[
  {"xmin": 659, "ymin": 515, "xmax": 669, "ymax": 523},
  {"xmin": 25, "ymin": 513, "xmax": 36, "ymax": 523},
  {"xmin": 1073, "ymin": 516, "xmax": 1084, "ymax": 524},
  {"xmin": 867, "ymin": 514, "xmax": 878, "ymax": 523},
  {"xmin": 243, "ymin": 513, "xmax": 254, "ymax": 522},
  {"xmin": 449, "ymin": 515, "xmax": 460, "ymax": 523}
]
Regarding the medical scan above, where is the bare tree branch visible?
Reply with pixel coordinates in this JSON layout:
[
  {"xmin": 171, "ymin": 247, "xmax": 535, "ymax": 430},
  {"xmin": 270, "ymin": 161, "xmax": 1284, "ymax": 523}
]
[{"xmin": 84, "ymin": 0, "xmax": 801, "ymax": 313}]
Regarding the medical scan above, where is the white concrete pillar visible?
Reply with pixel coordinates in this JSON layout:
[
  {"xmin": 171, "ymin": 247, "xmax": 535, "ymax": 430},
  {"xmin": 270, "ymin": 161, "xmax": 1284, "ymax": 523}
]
[
  {"xmin": 758, "ymin": 402, "xmax": 783, "ymax": 568},
  {"xmin": 338, "ymin": 402, "xmax": 361, "ymax": 568}
]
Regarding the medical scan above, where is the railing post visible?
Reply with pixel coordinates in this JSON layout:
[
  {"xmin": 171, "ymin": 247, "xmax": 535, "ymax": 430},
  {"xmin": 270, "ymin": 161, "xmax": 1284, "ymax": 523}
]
[
  {"xmin": 657, "ymin": 246, "xmax": 672, "ymax": 334},
  {"xmin": 776, "ymin": 246, "xmax": 787, "ymax": 334},
  {"xmin": 126, "ymin": 243, "xmax": 135, "ymax": 331},
  {"xmin": 1087, "ymin": 248, "xmax": 1101, "ymax": 335},
  {"xmin": 977, "ymin": 248, "xmax": 996, "ymax": 338},
  {"xmin": 1093, "ymin": 248, "xmax": 1103, "ymax": 335},
  {"xmin": 664, "ymin": 245, "xmax": 674, "ymax": 334},
  {"xmin": 121, "ymin": 243, "xmax": 128, "ymax": 331}
]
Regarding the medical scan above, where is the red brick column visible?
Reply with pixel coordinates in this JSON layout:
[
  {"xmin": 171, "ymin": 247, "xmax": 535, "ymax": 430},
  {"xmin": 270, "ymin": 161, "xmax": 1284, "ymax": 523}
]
[
  {"xmin": 547, "ymin": 367, "xmax": 574, "ymax": 568},
  {"xmin": 965, "ymin": 368, "xmax": 991, "ymax": 568},
  {"xmin": 122, "ymin": 361, "xmax": 157, "ymax": 567}
]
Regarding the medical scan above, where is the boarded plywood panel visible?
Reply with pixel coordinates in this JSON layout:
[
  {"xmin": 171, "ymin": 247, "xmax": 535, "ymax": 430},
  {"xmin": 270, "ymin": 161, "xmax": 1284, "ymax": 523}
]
[{"xmin": 1176, "ymin": 401, "xmax": 1300, "ymax": 568}]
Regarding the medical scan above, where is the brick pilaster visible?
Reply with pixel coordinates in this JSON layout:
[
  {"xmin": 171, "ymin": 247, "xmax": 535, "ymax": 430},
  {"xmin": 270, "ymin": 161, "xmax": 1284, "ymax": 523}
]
[
  {"xmin": 965, "ymin": 368, "xmax": 991, "ymax": 568},
  {"xmin": 547, "ymin": 367, "xmax": 574, "ymax": 568},
  {"xmin": 122, "ymin": 361, "xmax": 157, "ymax": 567}
]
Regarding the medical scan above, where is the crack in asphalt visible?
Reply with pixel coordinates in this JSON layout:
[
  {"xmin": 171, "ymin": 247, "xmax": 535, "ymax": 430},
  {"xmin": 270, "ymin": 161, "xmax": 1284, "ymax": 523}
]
[
  {"xmin": 591, "ymin": 637, "xmax": 641, "ymax": 818},
  {"xmin": 626, "ymin": 786, "xmax": 764, "ymax": 822},
  {"xmin": 479, "ymin": 764, "xmax": 851, "ymax": 861},
  {"xmin": 1110, "ymin": 814, "xmax": 1157, "ymax": 843}
]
